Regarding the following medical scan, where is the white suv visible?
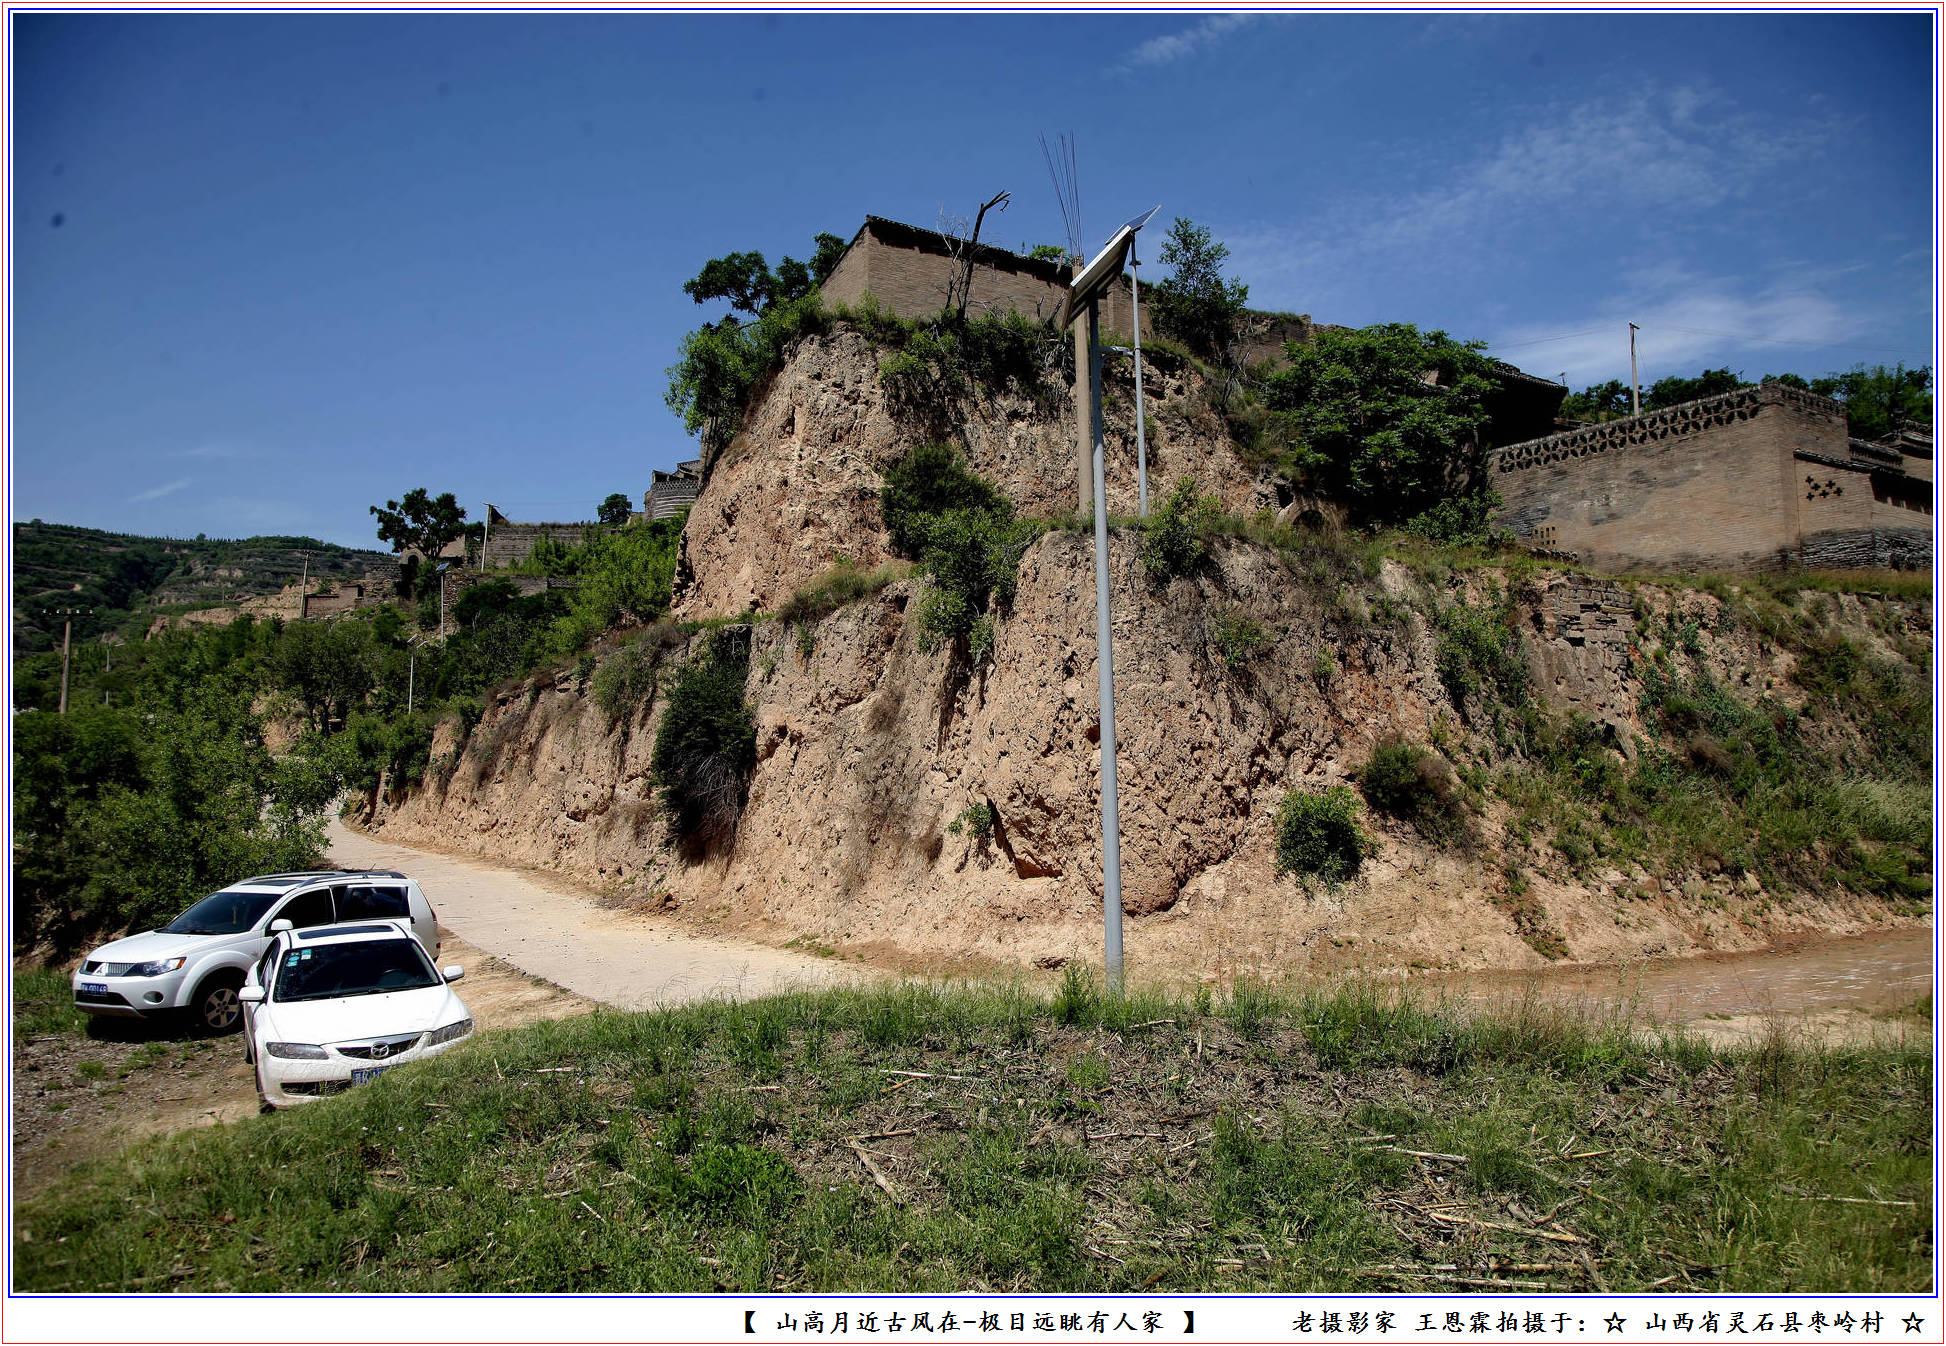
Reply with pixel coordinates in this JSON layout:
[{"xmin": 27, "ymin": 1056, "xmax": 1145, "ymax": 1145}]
[{"xmin": 72, "ymin": 871, "xmax": 440, "ymax": 1034}]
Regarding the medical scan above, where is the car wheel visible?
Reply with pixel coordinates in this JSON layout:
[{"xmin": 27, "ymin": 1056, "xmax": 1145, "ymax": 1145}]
[{"xmin": 189, "ymin": 975, "xmax": 245, "ymax": 1036}]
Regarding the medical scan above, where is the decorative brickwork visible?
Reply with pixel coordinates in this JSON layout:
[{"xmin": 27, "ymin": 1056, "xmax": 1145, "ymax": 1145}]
[{"xmin": 1492, "ymin": 384, "xmax": 1932, "ymax": 574}]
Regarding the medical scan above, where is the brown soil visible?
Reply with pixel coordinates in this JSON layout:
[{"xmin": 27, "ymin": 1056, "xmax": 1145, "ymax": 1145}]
[{"xmin": 10, "ymin": 933, "xmax": 592, "ymax": 1202}]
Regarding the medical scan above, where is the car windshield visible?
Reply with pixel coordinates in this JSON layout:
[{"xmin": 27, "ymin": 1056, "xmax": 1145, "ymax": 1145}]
[
  {"xmin": 272, "ymin": 940, "xmax": 439, "ymax": 1003},
  {"xmin": 160, "ymin": 890, "xmax": 281, "ymax": 936}
]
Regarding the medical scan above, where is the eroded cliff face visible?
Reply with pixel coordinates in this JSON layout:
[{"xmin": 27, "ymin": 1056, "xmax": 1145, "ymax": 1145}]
[
  {"xmin": 364, "ymin": 536, "xmax": 1924, "ymax": 983},
  {"xmin": 674, "ymin": 328, "xmax": 1268, "ymax": 619}
]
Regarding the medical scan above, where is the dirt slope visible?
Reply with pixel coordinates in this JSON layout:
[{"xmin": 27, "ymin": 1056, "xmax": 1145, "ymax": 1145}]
[{"xmin": 361, "ymin": 528, "xmax": 1927, "ymax": 983}]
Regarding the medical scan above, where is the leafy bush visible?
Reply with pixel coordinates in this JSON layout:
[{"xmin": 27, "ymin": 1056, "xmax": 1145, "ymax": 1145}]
[
  {"xmin": 1435, "ymin": 596, "xmax": 1529, "ymax": 715},
  {"xmin": 880, "ymin": 446, "xmax": 1039, "ymax": 661},
  {"xmin": 1357, "ymin": 737, "xmax": 1467, "ymax": 842},
  {"xmin": 592, "ymin": 626, "xmax": 680, "ymax": 725},
  {"xmin": 1272, "ymin": 785, "xmax": 1374, "ymax": 884},
  {"xmin": 651, "ymin": 631, "xmax": 757, "ymax": 842},
  {"xmin": 11, "ymin": 691, "xmax": 332, "ymax": 949},
  {"xmin": 338, "ymin": 710, "xmax": 437, "ymax": 795},
  {"xmin": 948, "ymin": 801, "xmax": 999, "ymax": 841},
  {"xmin": 1140, "ymin": 477, "xmax": 1223, "ymax": 584},
  {"xmin": 546, "ymin": 517, "xmax": 685, "ymax": 656},
  {"xmin": 1208, "ymin": 608, "xmax": 1270, "ymax": 669},
  {"xmin": 876, "ymin": 310, "xmax": 1052, "ymax": 416},
  {"xmin": 913, "ymin": 508, "xmax": 1040, "ymax": 659},
  {"xmin": 878, "ymin": 445, "xmax": 1008, "ymax": 560},
  {"xmin": 1402, "ymin": 490, "xmax": 1507, "ymax": 547},
  {"xmin": 664, "ymin": 295, "xmax": 830, "ymax": 452},
  {"xmin": 1260, "ymin": 322, "xmax": 1499, "ymax": 527}
]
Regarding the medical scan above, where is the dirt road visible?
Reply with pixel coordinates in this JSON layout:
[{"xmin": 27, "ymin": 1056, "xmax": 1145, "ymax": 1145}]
[{"xmin": 327, "ymin": 820, "xmax": 873, "ymax": 1011}]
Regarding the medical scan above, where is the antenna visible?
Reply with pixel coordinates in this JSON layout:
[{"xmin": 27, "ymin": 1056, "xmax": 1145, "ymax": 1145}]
[{"xmin": 1039, "ymin": 132, "xmax": 1083, "ymax": 261}]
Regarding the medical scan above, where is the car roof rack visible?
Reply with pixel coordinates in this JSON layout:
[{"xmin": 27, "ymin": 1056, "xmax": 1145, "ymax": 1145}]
[{"xmin": 297, "ymin": 923, "xmax": 409, "ymax": 941}]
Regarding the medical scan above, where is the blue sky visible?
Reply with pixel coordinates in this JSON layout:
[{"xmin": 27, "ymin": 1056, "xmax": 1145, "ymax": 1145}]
[{"xmin": 11, "ymin": 11, "xmax": 1936, "ymax": 548}]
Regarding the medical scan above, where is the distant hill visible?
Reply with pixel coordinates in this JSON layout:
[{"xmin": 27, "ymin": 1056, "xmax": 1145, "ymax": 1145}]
[{"xmin": 11, "ymin": 521, "xmax": 394, "ymax": 654}]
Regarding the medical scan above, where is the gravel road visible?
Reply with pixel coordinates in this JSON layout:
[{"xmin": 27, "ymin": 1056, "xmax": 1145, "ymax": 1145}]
[{"xmin": 327, "ymin": 820, "xmax": 873, "ymax": 1011}]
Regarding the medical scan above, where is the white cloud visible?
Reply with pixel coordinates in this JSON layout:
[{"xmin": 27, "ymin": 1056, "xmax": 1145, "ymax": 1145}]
[
  {"xmin": 178, "ymin": 443, "xmax": 258, "ymax": 461},
  {"xmin": 1225, "ymin": 83, "xmax": 1833, "ymax": 312},
  {"xmin": 128, "ymin": 478, "xmax": 191, "ymax": 504},
  {"xmin": 1108, "ymin": 14, "xmax": 1255, "ymax": 74},
  {"xmin": 1487, "ymin": 269, "xmax": 1872, "ymax": 388}
]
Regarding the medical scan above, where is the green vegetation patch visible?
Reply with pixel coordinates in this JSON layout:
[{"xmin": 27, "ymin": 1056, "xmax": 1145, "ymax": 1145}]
[
  {"xmin": 14, "ymin": 982, "xmax": 1930, "ymax": 1293},
  {"xmin": 650, "ymin": 629, "xmax": 757, "ymax": 842},
  {"xmin": 1273, "ymin": 785, "xmax": 1374, "ymax": 885}
]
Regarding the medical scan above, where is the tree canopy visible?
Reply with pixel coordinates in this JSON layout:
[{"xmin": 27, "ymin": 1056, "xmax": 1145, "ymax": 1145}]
[
  {"xmin": 598, "ymin": 493, "xmax": 634, "ymax": 527},
  {"xmin": 1149, "ymin": 218, "xmax": 1249, "ymax": 362},
  {"xmin": 370, "ymin": 488, "xmax": 467, "ymax": 562},
  {"xmin": 680, "ymin": 233, "xmax": 848, "ymax": 319},
  {"xmin": 1261, "ymin": 322, "xmax": 1499, "ymax": 527}
]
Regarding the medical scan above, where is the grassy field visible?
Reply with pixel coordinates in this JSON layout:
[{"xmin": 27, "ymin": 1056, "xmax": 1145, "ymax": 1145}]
[{"xmin": 12, "ymin": 976, "xmax": 1932, "ymax": 1293}]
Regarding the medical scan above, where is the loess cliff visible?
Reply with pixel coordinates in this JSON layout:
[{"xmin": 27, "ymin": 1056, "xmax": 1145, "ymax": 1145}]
[{"xmin": 360, "ymin": 321, "xmax": 1932, "ymax": 980}]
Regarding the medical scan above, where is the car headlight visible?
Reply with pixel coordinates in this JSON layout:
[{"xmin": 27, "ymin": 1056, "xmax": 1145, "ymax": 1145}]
[
  {"xmin": 125, "ymin": 957, "xmax": 187, "ymax": 977},
  {"xmin": 265, "ymin": 1042, "xmax": 329, "ymax": 1060},
  {"xmin": 426, "ymin": 1018, "xmax": 473, "ymax": 1045}
]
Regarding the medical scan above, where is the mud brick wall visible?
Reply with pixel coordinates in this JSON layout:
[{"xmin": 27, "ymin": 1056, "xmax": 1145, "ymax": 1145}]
[
  {"xmin": 1491, "ymin": 385, "xmax": 1853, "ymax": 573},
  {"xmin": 820, "ymin": 230, "xmax": 1143, "ymax": 337}
]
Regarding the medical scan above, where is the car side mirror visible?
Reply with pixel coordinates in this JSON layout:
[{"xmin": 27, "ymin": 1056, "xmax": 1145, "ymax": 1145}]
[
  {"xmin": 269, "ymin": 919, "xmax": 293, "ymax": 934},
  {"xmin": 239, "ymin": 985, "xmax": 265, "ymax": 1003},
  {"xmin": 442, "ymin": 965, "xmax": 464, "ymax": 983}
]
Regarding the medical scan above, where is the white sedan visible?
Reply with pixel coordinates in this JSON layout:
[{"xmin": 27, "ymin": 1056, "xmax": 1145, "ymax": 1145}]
[{"xmin": 241, "ymin": 920, "xmax": 474, "ymax": 1109}]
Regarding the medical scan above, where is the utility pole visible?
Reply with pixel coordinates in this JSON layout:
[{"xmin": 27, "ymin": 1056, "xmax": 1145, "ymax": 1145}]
[
  {"xmin": 1130, "ymin": 237, "xmax": 1150, "ymax": 517},
  {"xmin": 1086, "ymin": 293, "xmax": 1125, "ymax": 994},
  {"xmin": 54, "ymin": 608, "xmax": 89, "ymax": 714},
  {"xmin": 1058, "ymin": 211, "xmax": 1151, "ymax": 997},
  {"xmin": 1629, "ymin": 323, "xmax": 1642, "ymax": 417},
  {"xmin": 1073, "ymin": 261, "xmax": 1095, "ymax": 515}
]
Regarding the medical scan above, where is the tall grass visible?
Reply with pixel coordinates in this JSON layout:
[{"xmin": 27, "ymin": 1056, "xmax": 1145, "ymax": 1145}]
[{"xmin": 15, "ymin": 979, "xmax": 1929, "ymax": 1293}]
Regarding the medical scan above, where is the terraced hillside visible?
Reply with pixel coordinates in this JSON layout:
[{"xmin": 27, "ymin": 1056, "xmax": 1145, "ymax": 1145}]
[{"xmin": 11, "ymin": 521, "xmax": 392, "ymax": 655}]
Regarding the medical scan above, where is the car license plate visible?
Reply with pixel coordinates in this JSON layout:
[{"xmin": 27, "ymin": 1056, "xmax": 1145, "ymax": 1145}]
[
  {"xmin": 81, "ymin": 982, "xmax": 107, "ymax": 996},
  {"xmin": 350, "ymin": 1065, "xmax": 393, "ymax": 1086}
]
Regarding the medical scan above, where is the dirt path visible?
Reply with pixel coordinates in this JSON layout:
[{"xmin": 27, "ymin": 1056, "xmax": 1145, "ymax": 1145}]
[
  {"xmin": 10, "ymin": 934, "xmax": 595, "ymax": 1201},
  {"xmin": 327, "ymin": 820, "xmax": 875, "ymax": 1011}
]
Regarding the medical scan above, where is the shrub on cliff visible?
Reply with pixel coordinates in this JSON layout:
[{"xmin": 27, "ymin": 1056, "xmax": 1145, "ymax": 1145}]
[
  {"xmin": 651, "ymin": 631, "xmax": 757, "ymax": 842},
  {"xmin": 1357, "ymin": 736, "xmax": 1467, "ymax": 842},
  {"xmin": 1260, "ymin": 322, "xmax": 1498, "ymax": 528},
  {"xmin": 1435, "ymin": 595, "xmax": 1529, "ymax": 718},
  {"xmin": 879, "ymin": 447, "xmax": 1039, "ymax": 662},
  {"xmin": 878, "ymin": 445, "xmax": 1008, "ymax": 559},
  {"xmin": 1140, "ymin": 476, "xmax": 1223, "ymax": 584},
  {"xmin": 1272, "ymin": 784, "xmax": 1374, "ymax": 885}
]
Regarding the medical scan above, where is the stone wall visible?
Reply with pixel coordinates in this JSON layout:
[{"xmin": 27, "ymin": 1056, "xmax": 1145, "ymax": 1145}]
[{"xmin": 1489, "ymin": 384, "xmax": 1933, "ymax": 573}]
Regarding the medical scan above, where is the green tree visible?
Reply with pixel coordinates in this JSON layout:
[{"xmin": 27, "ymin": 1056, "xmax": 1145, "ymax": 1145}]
[
  {"xmin": 680, "ymin": 232, "xmax": 849, "ymax": 319},
  {"xmin": 267, "ymin": 619, "xmax": 377, "ymax": 734},
  {"xmin": 1261, "ymin": 322, "xmax": 1500, "ymax": 527},
  {"xmin": 1560, "ymin": 379, "xmax": 1633, "ymax": 421},
  {"xmin": 598, "ymin": 493, "xmax": 634, "ymax": 527},
  {"xmin": 1644, "ymin": 367, "xmax": 1745, "ymax": 410},
  {"xmin": 1810, "ymin": 363, "xmax": 1933, "ymax": 442},
  {"xmin": 1149, "ymin": 218, "xmax": 1250, "ymax": 362},
  {"xmin": 877, "ymin": 444, "xmax": 1008, "ymax": 559},
  {"xmin": 370, "ymin": 488, "xmax": 468, "ymax": 562}
]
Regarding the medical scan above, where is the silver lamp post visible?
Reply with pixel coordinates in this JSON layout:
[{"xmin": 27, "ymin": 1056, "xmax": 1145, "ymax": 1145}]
[
  {"xmin": 1123, "ymin": 206, "xmax": 1160, "ymax": 517},
  {"xmin": 1058, "ymin": 207, "xmax": 1157, "ymax": 996}
]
